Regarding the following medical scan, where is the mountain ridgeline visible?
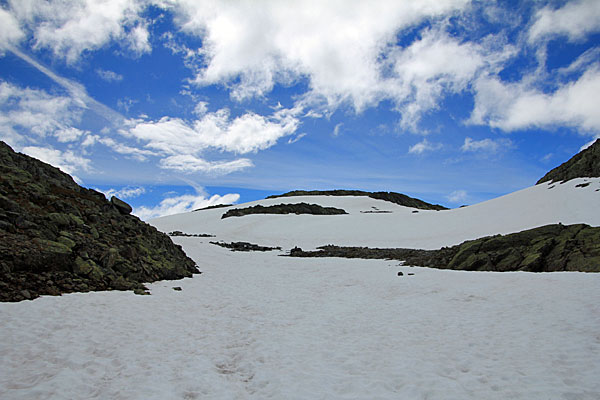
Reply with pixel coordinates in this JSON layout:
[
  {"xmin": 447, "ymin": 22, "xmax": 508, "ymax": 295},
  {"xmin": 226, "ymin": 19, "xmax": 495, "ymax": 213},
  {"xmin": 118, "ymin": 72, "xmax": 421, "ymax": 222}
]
[
  {"xmin": 537, "ymin": 139, "xmax": 600, "ymax": 184},
  {"xmin": 0, "ymin": 141, "xmax": 199, "ymax": 302},
  {"xmin": 267, "ymin": 190, "xmax": 447, "ymax": 210}
]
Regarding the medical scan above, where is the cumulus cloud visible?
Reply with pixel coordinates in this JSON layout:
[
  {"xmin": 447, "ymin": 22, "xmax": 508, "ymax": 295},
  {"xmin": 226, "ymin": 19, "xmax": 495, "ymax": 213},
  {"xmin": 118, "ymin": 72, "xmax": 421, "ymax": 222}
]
[
  {"xmin": 166, "ymin": 0, "xmax": 472, "ymax": 114},
  {"xmin": 8, "ymin": 0, "xmax": 151, "ymax": 63},
  {"xmin": 446, "ymin": 190, "xmax": 468, "ymax": 204},
  {"xmin": 408, "ymin": 139, "xmax": 442, "ymax": 155},
  {"xmin": 122, "ymin": 105, "xmax": 300, "ymax": 164},
  {"xmin": 134, "ymin": 191, "xmax": 240, "ymax": 220},
  {"xmin": 528, "ymin": 0, "xmax": 600, "ymax": 43},
  {"xmin": 469, "ymin": 66, "xmax": 600, "ymax": 134},
  {"xmin": 461, "ymin": 137, "xmax": 513, "ymax": 153},
  {"xmin": 388, "ymin": 29, "xmax": 513, "ymax": 129}
]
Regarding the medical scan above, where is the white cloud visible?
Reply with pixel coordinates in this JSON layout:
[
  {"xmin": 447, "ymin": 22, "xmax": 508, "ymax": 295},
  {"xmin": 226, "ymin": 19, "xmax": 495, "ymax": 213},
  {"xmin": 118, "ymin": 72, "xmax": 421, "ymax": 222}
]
[
  {"xmin": 124, "ymin": 22, "xmax": 151, "ymax": 56},
  {"xmin": 166, "ymin": 0, "xmax": 472, "ymax": 114},
  {"xmin": 470, "ymin": 66, "xmax": 600, "ymax": 134},
  {"xmin": 461, "ymin": 137, "xmax": 513, "ymax": 153},
  {"xmin": 55, "ymin": 127, "xmax": 89, "ymax": 143},
  {"xmin": 0, "ymin": 6, "xmax": 24, "ymax": 52},
  {"xmin": 287, "ymin": 133, "xmax": 306, "ymax": 144},
  {"xmin": 8, "ymin": 0, "xmax": 151, "ymax": 63},
  {"xmin": 134, "ymin": 191, "xmax": 240, "ymax": 220},
  {"xmin": 159, "ymin": 154, "xmax": 253, "ymax": 174},
  {"xmin": 528, "ymin": 0, "xmax": 600, "ymax": 43},
  {"xmin": 100, "ymin": 186, "xmax": 146, "ymax": 200},
  {"xmin": 20, "ymin": 145, "xmax": 91, "ymax": 181},
  {"xmin": 388, "ymin": 29, "xmax": 513, "ymax": 129},
  {"xmin": 8, "ymin": 47, "xmax": 125, "ymax": 124},
  {"xmin": 98, "ymin": 137, "xmax": 157, "ymax": 161},
  {"xmin": 193, "ymin": 101, "xmax": 208, "ymax": 116},
  {"xmin": 0, "ymin": 80, "xmax": 84, "ymax": 145},
  {"xmin": 408, "ymin": 139, "xmax": 442, "ymax": 155},
  {"xmin": 332, "ymin": 123, "xmax": 343, "ymax": 137},
  {"xmin": 446, "ymin": 189, "xmax": 468, "ymax": 204},
  {"xmin": 96, "ymin": 69, "xmax": 123, "ymax": 82},
  {"xmin": 123, "ymin": 105, "xmax": 300, "ymax": 155},
  {"xmin": 117, "ymin": 97, "xmax": 137, "ymax": 112}
]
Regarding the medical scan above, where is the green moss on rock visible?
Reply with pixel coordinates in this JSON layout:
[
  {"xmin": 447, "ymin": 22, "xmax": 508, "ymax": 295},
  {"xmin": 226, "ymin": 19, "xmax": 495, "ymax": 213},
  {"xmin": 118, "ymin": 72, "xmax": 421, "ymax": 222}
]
[{"xmin": 0, "ymin": 141, "xmax": 199, "ymax": 302}]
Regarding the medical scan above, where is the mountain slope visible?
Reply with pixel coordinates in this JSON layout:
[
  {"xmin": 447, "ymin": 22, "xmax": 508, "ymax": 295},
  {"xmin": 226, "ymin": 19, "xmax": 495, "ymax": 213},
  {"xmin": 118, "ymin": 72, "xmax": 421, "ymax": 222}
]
[
  {"xmin": 151, "ymin": 177, "xmax": 600, "ymax": 251},
  {"xmin": 0, "ymin": 141, "xmax": 199, "ymax": 302},
  {"xmin": 537, "ymin": 139, "xmax": 600, "ymax": 184}
]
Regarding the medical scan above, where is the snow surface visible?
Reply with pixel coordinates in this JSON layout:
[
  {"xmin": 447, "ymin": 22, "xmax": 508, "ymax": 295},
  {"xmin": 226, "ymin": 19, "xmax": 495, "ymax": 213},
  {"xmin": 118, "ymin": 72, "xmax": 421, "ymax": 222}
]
[
  {"xmin": 152, "ymin": 178, "xmax": 600, "ymax": 250},
  {"xmin": 1, "ymin": 180, "xmax": 600, "ymax": 399}
]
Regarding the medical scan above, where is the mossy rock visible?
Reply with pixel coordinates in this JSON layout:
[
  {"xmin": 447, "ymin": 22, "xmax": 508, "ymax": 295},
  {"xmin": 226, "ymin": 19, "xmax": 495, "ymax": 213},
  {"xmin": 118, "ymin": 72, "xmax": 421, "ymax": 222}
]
[
  {"xmin": 1, "ymin": 140, "xmax": 199, "ymax": 302},
  {"xmin": 32, "ymin": 238, "xmax": 72, "ymax": 255}
]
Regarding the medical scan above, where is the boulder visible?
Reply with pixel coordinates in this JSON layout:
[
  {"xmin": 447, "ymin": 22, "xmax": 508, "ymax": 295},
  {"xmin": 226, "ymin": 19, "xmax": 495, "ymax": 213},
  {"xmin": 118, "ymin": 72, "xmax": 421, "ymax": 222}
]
[{"xmin": 110, "ymin": 196, "xmax": 133, "ymax": 215}]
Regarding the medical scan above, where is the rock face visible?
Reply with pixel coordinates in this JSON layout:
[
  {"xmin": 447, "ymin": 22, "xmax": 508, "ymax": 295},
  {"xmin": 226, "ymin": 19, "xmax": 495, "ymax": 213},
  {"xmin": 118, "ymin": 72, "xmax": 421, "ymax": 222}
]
[
  {"xmin": 0, "ymin": 141, "xmax": 199, "ymax": 302},
  {"xmin": 289, "ymin": 223, "xmax": 600, "ymax": 272},
  {"xmin": 537, "ymin": 139, "xmax": 600, "ymax": 184},
  {"xmin": 221, "ymin": 202, "xmax": 348, "ymax": 219},
  {"xmin": 267, "ymin": 190, "xmax": 447, "ymax": 210}
]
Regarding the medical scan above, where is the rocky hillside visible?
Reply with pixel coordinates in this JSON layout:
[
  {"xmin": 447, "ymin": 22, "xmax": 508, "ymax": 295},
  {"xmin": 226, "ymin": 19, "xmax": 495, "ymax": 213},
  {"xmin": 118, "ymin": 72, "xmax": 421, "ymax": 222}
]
[
  {"xmin": 289, "ymin": 223, "xmax": 600, "ymax": 272},
  {"xmin": 222, "ymin": 203, "xmax": 348, "ymax": 219},
  {"xmin": 0, "ymin": 141, "xmax": 199, "ymax": 302},
  {"xmin": 267, "ymin": 190, "xmax": 447, "ymax": 210},
  {"xmin": 537, "ymin": 139, "xmax": 600, "ymax": 184}
]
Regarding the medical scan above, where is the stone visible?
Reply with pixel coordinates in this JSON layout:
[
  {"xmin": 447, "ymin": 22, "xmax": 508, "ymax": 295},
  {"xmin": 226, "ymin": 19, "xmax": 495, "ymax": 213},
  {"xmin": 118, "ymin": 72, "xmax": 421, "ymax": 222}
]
[
  {"xmin": 110, "ymin": 196, "xmax": 132, "ymax": 215},
  {"xmin": 57, "ymin": 235, "xmax": 76, "ymax": 249}
]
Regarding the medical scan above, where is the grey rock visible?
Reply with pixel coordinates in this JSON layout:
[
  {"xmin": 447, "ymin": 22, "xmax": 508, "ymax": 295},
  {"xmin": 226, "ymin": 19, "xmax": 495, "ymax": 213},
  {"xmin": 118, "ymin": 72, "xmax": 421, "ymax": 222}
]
[{"xmin": 110, "ymin": 196, "xmax": 133, "ymax": 215}]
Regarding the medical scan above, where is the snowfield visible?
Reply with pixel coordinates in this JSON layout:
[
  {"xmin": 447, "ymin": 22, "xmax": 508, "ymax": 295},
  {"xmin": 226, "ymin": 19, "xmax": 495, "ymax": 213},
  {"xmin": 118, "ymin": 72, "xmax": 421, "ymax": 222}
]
[
  {"xmin": 1, "ymin": 179, "xmax": 600, "ymax": 399},
  {"xmin": 152, "ymin": 178, "xmax": 600, "ymax": 250}
]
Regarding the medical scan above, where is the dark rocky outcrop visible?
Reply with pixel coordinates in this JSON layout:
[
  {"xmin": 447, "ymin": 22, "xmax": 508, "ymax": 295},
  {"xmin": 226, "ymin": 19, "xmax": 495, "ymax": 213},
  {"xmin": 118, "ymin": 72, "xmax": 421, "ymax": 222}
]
[
  {"xmin": 537, "ymin": 139, "xmax": 600, "ymax": 184},
  {"xmin": 221, "ymin": 203, "xmax": 347, "ymax": 219},
  {"xmin": 267, "ymin": 190, "xmax": 447, "ymax": 210},
  {"xmin": 288, "ymin": 223, "xmax": 600, "ymax": 272},
  {"xmin": 0, "ymin": 141, "xmax": 199, "ymax": 302},
  {"xmin": 211, "ymin": 241, "xmax": 282, "ymax": 252},
  {"xmin": 168, "ymin": 231, "xmax": 215, "ymax": 238}
]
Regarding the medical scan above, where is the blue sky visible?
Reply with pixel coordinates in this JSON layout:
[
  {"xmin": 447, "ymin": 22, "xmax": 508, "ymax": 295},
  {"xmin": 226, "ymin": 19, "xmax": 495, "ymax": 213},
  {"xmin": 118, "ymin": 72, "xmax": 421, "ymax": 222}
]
[{"xmin": 1, "ymin": 0, "xmax": 599, "ymax": 219}]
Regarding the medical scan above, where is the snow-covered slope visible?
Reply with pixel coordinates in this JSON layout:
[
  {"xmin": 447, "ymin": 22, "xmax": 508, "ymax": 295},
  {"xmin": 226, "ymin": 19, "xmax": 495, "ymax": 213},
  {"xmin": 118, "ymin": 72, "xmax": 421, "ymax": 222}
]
[
  {"xmin": 151, "ymin": 178, "xmax": 600, "ymax": 250},
  {"xmin": 2, "ymin": 180, "xmax": 599, "ymax": 400},
  {"xmin": 2, "ymin": 244, "xmax": 599, "ymax": 399}
]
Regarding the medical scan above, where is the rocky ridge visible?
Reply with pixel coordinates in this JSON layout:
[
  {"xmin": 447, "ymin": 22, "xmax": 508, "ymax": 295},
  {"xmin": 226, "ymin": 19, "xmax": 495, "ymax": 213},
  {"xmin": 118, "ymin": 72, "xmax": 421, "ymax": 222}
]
[
  {"xmin": 266, "ymin": 190, "xmax": 447, "ymax": 210},
  {"xmin": 0, "ymin": 141, "xmax": 199, "ymax": 302},
  {"xmin": 221, "ymin": 202, "xmax": 348, "ymax": 219},
  {"xmin": 537, "ymin": 139, "xmax": 600, "ymax": 184},
  {"xmin": 289, "ymin": 223, "xmax": 600, "ymax": 272}
]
